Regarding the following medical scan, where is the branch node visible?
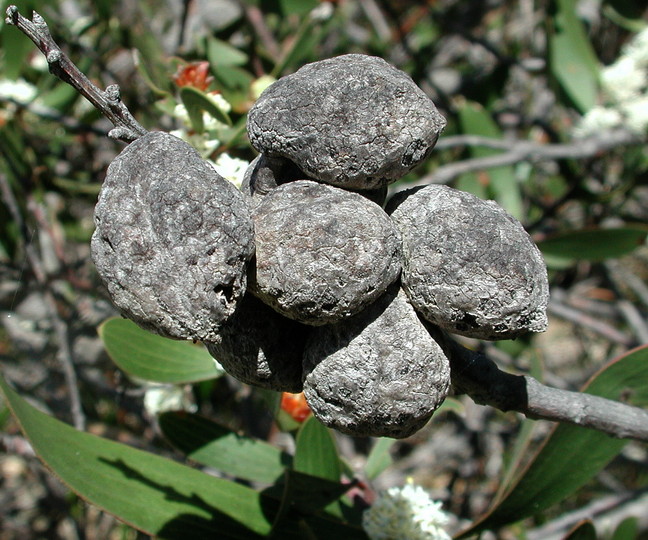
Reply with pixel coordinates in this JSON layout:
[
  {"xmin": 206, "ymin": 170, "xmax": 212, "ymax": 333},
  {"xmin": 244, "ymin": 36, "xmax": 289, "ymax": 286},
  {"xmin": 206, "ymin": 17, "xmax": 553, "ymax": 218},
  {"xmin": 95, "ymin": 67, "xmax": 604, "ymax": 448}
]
[
  {"xmin": 105, "ymin": 84, "xmax": 121, "ymax": 104},
  {"xmin": 47, "ymin": 50, "xmax": 62, "ymax": 64},
  {"xmin": 5, "ymin": 5, "xmax": 149, "ymax": 144},
  {"xmin": 5, "ymin": 5, "xmax": 17, "ymax": 23}
]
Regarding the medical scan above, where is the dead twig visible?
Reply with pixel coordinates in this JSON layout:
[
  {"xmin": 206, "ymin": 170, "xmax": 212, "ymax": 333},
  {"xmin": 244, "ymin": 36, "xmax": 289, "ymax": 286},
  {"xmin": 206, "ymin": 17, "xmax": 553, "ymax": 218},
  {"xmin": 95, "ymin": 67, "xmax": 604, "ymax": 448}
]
[
  {"xmin": 547, "ymin": 297, "xmax": 635, "ymax": 347},
  {"xmin": 0, "ymin": 172, "xmax": 86, "ymax": 431},
  {"xmin": 400, "ymin": 129, "xmax": 644, "ymax": 190},
  {"xmin": 5, "ymin": 5, "xmax": 148, "ymax": 143}
]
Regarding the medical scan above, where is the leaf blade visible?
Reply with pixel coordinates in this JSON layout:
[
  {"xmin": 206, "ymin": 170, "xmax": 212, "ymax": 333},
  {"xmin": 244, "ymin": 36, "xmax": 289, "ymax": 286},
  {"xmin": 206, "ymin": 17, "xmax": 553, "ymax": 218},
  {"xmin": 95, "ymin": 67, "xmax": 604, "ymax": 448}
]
[
  {"xmin": 98, "ymin": 318, "xmax": 222, "ymax": 384},
  {"xmin": 0, "ymin": 375, "xmax": 273, "ymax": 538},
  {"xmin": 458, "ymin": 345, "xmax": 648, "ymax": 537},
  {"xmin": 159, "ymin": 411, "xmax": 290, "ymax": 484}
]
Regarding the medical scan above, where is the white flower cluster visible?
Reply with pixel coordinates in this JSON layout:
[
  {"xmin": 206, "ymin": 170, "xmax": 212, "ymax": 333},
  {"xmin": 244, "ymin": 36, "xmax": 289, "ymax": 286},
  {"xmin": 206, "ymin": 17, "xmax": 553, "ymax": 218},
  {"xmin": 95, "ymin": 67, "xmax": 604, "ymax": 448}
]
[
  {"xmin": 169, "ymin": 91, "xmax": 249, "ymax": 189},
  {"xmin": 362, "ymin": 482, "xmax": 452, "ymax": 540},
  {"xmin": 575, "ymin": 27, "xmax": 648, "ymax": 137},
  {"xmin": 143, "ymin": 384, "xmax": 196, "ymax": 416}
]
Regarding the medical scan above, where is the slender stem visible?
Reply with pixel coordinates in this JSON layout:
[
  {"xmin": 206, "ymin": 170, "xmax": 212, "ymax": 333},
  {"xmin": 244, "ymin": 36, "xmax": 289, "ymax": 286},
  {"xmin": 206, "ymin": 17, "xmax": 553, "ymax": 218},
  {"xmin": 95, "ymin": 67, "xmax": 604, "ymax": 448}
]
[
  {"xmin": 398, "ymin": 129, "xmax": 645, "ymax": 191},
  {"xmin": 5, "ymin": 6, "xmax": 148, "ymax": 143},
  {"xmin": 446, "ymin": 336, "xmax": 648, "ymax": 442}
]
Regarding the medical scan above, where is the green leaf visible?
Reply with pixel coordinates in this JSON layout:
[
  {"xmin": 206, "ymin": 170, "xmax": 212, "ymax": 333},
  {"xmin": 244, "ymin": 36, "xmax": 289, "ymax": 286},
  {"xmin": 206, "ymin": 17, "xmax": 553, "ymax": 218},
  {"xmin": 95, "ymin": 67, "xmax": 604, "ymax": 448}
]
[
  {"xmin": 293, "ymin": 416, "xmax": 342, "ymax": 482},
  {"xmin": 179, "ymin": 86, "xmax": 232, "ymax": 133},
  {"xmin": 549, "ymin": 0, "xmax": 600, "ymax": 113},
  {"xmin": 159, "ymin": 411, "xmax": 290, "ymax": 484},
  {"xmin": 456, "ymin": 101, "xmax": 523, "ymax": 220},
  {"xmin": 611, "ymin": 517, "xmax": 639, "ymax": 540},
  {"xmin": 98, "ymin": 318, "xmax": 222, "ymax": 384},
  {"xmin": 364, "ymin": 438, "xmax": 395, "ymax": 480},
  {"xmin": 279, "ymin": 0, "xmax": 319, "ymax": 16},
  {"xmin": 457, "ymin": 345, "xmax": 648, "ymax": 538},
  {"xmin": 0, "ymin": 375, "xmax": 274, "ymax": 539},
  {"xmin": 206, "ymin": 38, "xmax": 249, "ymax": 67},
  {"xmin": 433, "ymin": 396, "xmax": 465, "ymax": 418},
  {"xmin": 277, "ymin": 469, "xmax": 353, "ymax": 516},
  {"xmin": 538, "ymin": 227, "xmax": 647, "ymax": 266},
  {"xmin": 132, "ymin": 49, "xmax": 171, "ymax": 96},
  {"xmin": 565, "ymin": 520, "xmax": 597, "ymax": 540},
  {"xmin": 1, "ymin": 12, "xmax": 34, "ymax": 80}
]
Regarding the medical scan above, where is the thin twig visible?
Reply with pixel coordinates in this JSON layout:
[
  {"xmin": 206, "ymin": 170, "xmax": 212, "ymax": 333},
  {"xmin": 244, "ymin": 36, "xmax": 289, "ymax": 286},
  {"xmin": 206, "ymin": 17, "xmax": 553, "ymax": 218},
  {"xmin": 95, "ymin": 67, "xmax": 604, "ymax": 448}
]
[
  {"xmin": 547, "ymin": 298, "xmax": 635, "ymax": 347},
  {"xmin": 446, "ymin": 337, "xmax": 648, "ymax": 442},
  {"xmin": 5, "ymin": 6, "xmax": 148, "ymax": 143},
  {"xmin": 617, "ymin": 300, "xmax": 648, "ymax": 344},
  {"xmin": 399, "ymin": 129, "xmax": 644, "ymax": 191},
  {"xmin": 605, "ymin": 260, "xmax": 648, "ymax": 309},
  {"xmin": 358, "ymin": 0, "xmax": 392, "ymax": 42},
  {"xmin": 526, "ymin": 488, "xmax": 648, "ymax": 540},
  {"xmin": 0, "ymin": 172, "xmax": 86, "ymax": 431},
  {"xmin": 242, "ymin": 3, "xmax": 281, "ymax": 60}
]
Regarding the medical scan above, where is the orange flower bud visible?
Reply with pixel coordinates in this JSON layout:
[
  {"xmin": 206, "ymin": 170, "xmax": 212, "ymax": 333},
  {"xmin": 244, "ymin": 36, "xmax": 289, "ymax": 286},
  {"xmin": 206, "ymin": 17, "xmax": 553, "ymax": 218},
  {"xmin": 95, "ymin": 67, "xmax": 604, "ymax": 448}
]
[
  {"xmin": 280, "ymin": 392, "xmax": 312, "ymax": 423},
  {"xmin": 173, "ymin": 61, "xmax": 213, "ymax": 91}
]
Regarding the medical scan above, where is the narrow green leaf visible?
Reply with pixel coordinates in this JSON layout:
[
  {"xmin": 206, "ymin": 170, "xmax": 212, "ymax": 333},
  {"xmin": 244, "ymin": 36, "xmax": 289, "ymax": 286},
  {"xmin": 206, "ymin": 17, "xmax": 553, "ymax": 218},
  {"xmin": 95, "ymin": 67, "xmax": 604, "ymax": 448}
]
[
  {"xmin": 611, "ymin": 517, "xmax": 639, "ymax": 540},
  {"xmin": 294, "ymin": 416, "xmax": 342, "ymax": 482},
  {"xmin": 564, "ymin": 520, "xmax": 597, "ymax": 540},
  {"xmin": 206, "ymin": 38, "xmax": 249, "ymax": 67},
  {"xmin": 280, "ymin": 470, "xmax": 353, "ymax": 515},
  {"xmin": 364, "ymin": 438, "xmax": 395, "ymax": 480},
  {"xmin": 457, "ymin": 345, "xmax": 648, "ymax": 538},
  {"xmin": 179, "ymin": 86, "xmax": 232, "ymax": 133},
  {"xmin": 456, "ymin": 101, "xmax": 523, "ymax": 219},
  {"xmin": 159, "ymin": 411, "xmax": 290, "ymax": 484},
  {"xmin": 0, "ymin": 375, "xmax": 274, "ymax": 539},
  {"xmin": 98, "ymin": 318, "xmax": 222, "ymax": 384},
  {"xmin": 538, "ymin": 227, "xmax": 647, "ymax": 265},
  {"xmin": 549, "ymin": 0, "xmax": 600, "ymax": 112},
  {"xmin": 279, "ymin": 0, "xmax": 319, "ymax": 16},
  {"xmin": 133, "ymin": 49, "xmax": 171, "ymax": 96}
]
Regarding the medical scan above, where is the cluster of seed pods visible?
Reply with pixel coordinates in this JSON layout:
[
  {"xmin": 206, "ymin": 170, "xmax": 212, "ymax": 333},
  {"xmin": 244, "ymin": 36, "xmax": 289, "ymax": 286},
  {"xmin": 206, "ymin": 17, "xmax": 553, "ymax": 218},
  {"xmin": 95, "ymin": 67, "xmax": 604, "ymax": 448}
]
[{"xmin": 92, "ymin": 54, "xmax": 549, "ymax": 438}]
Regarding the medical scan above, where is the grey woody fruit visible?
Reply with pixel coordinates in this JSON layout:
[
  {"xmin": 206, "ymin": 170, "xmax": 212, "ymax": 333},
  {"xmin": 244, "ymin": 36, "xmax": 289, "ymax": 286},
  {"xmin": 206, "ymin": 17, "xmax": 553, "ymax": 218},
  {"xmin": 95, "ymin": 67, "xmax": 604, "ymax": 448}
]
[
  {"xmin": 247, "ymin": 54, "xmax": 446, "ymax": 190},
  {"xmin": 388, "ymin": 185, "xmax": 549, "ymax": 340},
  {"xmin": 91, "ymin": 131, "xmax": 254, "ymax": 341},
  {"xmin": 205, "ymin": 294, "xmax": 309, "ymax": 393},
  {"xmin": 302, "ymin": 286, "xmax": 451, "ymax": 438},
  {"xmin": 240, "ymin": 154, "xmax": 305, "ymax": 208},
  {"xmin": 251, "ymin": 180, "xmax": 401, "ymax": 325}
]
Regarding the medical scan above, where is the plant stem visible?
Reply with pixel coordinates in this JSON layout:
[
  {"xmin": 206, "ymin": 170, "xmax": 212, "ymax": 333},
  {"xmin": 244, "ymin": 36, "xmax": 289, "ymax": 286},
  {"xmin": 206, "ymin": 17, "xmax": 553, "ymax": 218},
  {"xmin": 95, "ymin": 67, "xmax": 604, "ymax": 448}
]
[{"xmin": 5, "ymin": 5, "xmax": 148, "ymax": 143}]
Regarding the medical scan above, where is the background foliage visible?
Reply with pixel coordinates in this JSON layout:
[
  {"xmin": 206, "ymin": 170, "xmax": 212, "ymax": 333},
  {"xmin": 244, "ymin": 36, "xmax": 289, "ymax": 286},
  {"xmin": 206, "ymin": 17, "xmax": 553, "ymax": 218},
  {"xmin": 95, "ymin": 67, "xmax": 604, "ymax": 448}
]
[{"xmin": 1, "ymin": 0, "xmax": 648, "ymax": 538}]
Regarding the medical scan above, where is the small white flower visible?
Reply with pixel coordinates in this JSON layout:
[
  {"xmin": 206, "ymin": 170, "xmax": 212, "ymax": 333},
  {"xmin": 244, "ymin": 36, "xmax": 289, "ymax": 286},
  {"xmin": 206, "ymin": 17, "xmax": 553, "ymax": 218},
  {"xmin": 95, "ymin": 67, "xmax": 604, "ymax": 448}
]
[
  {"xmin": 143, "ymin": 385, "xmax": 196, "ymax": 416},
  {"xmin": 169, "ymin": 129, "xmax": 221, "ymax": 155},
  {"xmin": 623, "ymin": 27, "xmax": 648, "ymax": 67},
  {"xmin": 205, "ymin": 91, "xmax": 232, "ymax": 115},
  {"xmin": 601, "ymin": 56, "xmax": 645, "ymax": 103},
  {"xmin": 173, "ymin": 99, "xmax": 230, "ymax": 133},
  {"xmin": 573, "ymin": 106, "xmax": 623, "ymax": 138},
  {"xmin": 310, "ymin": 2, "xmax": 335, "ymax": 22},
  {"xmin": 362, "ymin": 481, "xmax": 452, "ymax": 540},
  {"xmin": 212, "ymin": 153, "xmax": 249, "ymax": 189},
  {"xmin": 620, "ymin": 96, "xmax": 648, "ymax": 134},
  {"xmin": 0, "ymin": 78, "xmax": 37, "ymax": 104}
]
